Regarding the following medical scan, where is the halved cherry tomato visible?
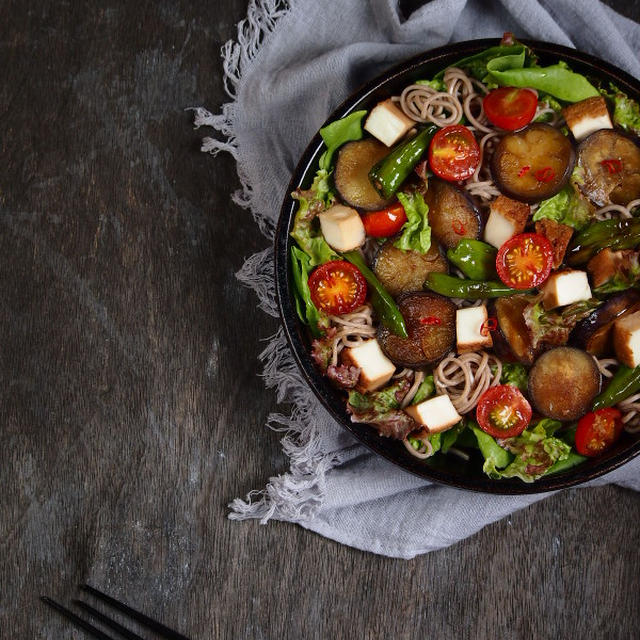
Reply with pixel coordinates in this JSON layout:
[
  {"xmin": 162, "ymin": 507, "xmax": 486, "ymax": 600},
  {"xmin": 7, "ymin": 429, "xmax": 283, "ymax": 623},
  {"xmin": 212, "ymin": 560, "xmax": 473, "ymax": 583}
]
[
  {"xmin": 476, "ymin": 384, "xmax": 532, "ymax": 438},
  {"xmin": 483, "ymin": 87, "xmax": 538, "ymax": 131},
  {"xmin": 575, "ymin": 408, "xmax": 623, "ymax": 457},
  {"xmin": 308, "ymin": 260, "xmax": 367, "ymax": 315},
  {"xmin": 428, "ymin": 125, "xmax": 480, "ymax": 182},
  {"xmin": 361, "ymin": 202, "xmax": 407, "ymax": 237},
  {"xmin": 496, "ymin": 233, "xmax": 553, "ymax": 290}
]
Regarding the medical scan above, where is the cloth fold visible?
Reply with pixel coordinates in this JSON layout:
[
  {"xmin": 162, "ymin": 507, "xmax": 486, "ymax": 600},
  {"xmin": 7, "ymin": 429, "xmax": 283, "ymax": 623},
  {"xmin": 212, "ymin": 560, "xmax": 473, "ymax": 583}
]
[{"xmin": 197, "ymin": 0, "xmax": 640, "ymax": 558}]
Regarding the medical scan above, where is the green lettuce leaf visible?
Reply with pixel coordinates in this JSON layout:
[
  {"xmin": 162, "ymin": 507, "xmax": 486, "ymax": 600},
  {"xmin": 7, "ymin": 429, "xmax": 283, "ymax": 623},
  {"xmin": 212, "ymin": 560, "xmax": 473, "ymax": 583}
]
[
  {"xmin": 394, "ymin": 191, "xmax": 431, "ymax": 253},
  {"xmin": 415, "ymin": 78, "xmax": 446, "ymax": 92},
  {"xmin": 410, "ymin": 374, "xmax": 435, "ymax": 405},
  {"xmin": 534, "ymin": 93, "xmax": 564, "ymax": 122},
  {"xmin": 290, "ymin": 169, "xmax": 338, "ymax": 266},
  {"xmin": 532, "ymin": 182, "xmax": 593, "ymax": 231},
  {"xmin": 499, "ymin": 363, "xmax": 528, "ymax": 392},
  {"xmin": 523, "ymin": 296, "xmax": 601, "ymax": 349},
  {"xmin": 469, "ymin": 422, "xmax": 513, "ymax": 470},
  {"xmin": 600, "ymin": 84, "xmax": 640, "ymax": 136},
  {"xmin": 318, "ymin": 110, "xmax": 367, "ymax": 171},
  {"xmin": 290, "ymin": 246, "xmax": 330, "ymax": 336},
  {"xmin": 484, "ymin": 424, "xmax": 571, "ymax": 482}
]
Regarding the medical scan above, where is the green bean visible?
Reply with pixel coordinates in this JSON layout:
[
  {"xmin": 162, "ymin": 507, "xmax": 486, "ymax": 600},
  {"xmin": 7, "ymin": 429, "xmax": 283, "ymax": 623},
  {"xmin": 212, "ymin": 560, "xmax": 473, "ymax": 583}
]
[
  {"xmin": 342, "ymin": 250, "xmax": 408, "ymax": 338},
  {"xmin": 368, "ymin": 126, "xmax": 438, "ymax": 199},
  {"xmin": 592, "ymin": 364, "xmax": 640, "ymax": 410},
  {"xmin": 545, "ymin": 451, "xmax": 587, "ymax": 476},
  {"xmin": 424, "ymin": 273, "xmax": 529, "ymax": 299},
  {"xmin": 446, "ymin": 239, "xmax": 498, "ymax": 280}
]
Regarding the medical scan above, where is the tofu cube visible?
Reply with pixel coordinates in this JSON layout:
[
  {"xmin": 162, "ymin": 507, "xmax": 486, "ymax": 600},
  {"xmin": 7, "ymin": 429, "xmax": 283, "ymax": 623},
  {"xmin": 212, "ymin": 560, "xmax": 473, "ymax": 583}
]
[
  {"xmin": 404, "ymin": 394, "xmax": 462, "ymax": 434},
  {"xmin": 364, "ymin": 99, "xmax": 415, "ymax": 147},
  {"xmin": 341, "ymin": 339, "xmax": 396, "ymax": 393},
  {"xmin": 318, "ymin": 204, "xmax": 365, "ymax": 252},
  {"xmin": 614, "ymin": 310, "xmax": 640, "ymax": 368},
  {"xmin": 483, "ymin": 195, "xmax": 530, "ymax": 249},
  {"xmin": 456, "ymin": 305, "xmax": 493, "ymax": 354},
  {"xmin": 562, "ymin": 96, "xmax": 613, "ymax": 142},
  {"xmin": 542, "ymin": 270, "xmax": 592, "ymax": 310}
]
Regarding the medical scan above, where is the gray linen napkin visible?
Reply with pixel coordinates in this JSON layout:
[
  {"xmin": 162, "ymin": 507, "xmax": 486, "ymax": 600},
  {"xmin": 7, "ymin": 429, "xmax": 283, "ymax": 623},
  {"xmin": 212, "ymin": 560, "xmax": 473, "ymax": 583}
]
[{"xmin": 195, "ymin": 0, "xmax": 640, "ymax": 558}]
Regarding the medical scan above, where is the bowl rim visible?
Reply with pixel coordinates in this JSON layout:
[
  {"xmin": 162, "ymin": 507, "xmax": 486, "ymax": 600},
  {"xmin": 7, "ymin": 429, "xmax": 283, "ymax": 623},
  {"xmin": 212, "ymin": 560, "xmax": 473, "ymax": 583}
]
[{"xmin": 274, "ymin": 37, "xmax": 640, "ymax": 494}]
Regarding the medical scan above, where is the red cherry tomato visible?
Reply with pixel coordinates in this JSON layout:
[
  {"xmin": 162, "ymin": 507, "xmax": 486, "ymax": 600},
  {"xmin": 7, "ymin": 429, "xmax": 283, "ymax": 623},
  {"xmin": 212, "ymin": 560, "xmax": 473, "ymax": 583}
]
[
  {"xmin": 428, "ymin": 124, "xmax": 480, "ymax": 182},
  {"xmin": 483, "ymin": 87, "xmax": 538, "ymax": 131},
  {"xmin": 575, "ymin": 408, "xmax": 624, "ymax": 457},
  {"xmin": 361, "ymin": 202, "xmax": 407, "ymax": 237},
  {"xmin": 476, "ymin": 384, "xmax": 532, "ymax": 438},
  {"xmin": 308, "ymin": 260, "xmax": 367, "ymax": 315},
  {"xmin": 496, "ymin": 233, "xmax": 553, "ymax": 290}
]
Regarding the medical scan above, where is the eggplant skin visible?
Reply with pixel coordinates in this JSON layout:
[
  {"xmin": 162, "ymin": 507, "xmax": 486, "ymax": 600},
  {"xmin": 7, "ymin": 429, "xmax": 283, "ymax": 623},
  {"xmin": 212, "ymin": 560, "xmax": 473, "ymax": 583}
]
[
  {"xmin": 373, "ymin": 241, "xmax": 448, "ymax": 298},
  {"xmin": 424, "ymin": 180, "xmax": 481, "ymax": 250},
  {"xmin": 577, "ymin": 129, "xmax": 640, "ymax": 207},
  {"xmin": 334, "ymin": 139, "xmax": 396, "ymax": 211},
  {"xmin": 492, "ymin": 297, "xmax": 539, "ymax": 365},
  {"xmin": 377, "ymin": 292, "xmax": 455, "ymax": 368},
  {"xmin": 570, "ymin": 290, "xmax": 640, "ymax": 355},
  {"xmin": 528, "ymin": 347, "xmax": 601, "ymax": 421}
]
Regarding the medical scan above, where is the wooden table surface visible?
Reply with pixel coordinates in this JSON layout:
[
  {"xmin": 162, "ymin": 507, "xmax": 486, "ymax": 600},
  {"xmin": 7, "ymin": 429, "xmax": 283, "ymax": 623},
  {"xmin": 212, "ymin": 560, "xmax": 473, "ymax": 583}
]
[{"xmin": 2, "ymin": 1, "xmax": 639, "ymax": 638}]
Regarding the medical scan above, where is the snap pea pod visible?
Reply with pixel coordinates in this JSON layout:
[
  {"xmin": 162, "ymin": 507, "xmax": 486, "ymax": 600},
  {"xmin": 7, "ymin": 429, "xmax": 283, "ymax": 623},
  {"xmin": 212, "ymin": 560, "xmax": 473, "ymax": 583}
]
[
  {"xmin": 469, "ymin": 422, "xmax": 513, "ymax": 469},
  {"xmin": 446, "ymin": 239, "xmax": 498, "ymax": 280},
  {"xmin": 567, "ymin": 218, "xmax": 640, "ymax": 266},
  {"xmin": 368, "ymin": 125, "xmax": 438, "ymax": 199},
  {"xmin": 342, "ymin": 250, "xmax": 408, "ymax": 338},
  {"xmin": 592, "ymin": 364, "xmax": 640, "ymax": 410},
  {"xmin": 545, "ymin": 451, "xmax": 587, "ymax": 476},
  {"xmin": 424, "ymin": 273, "xmax": 530, "ymax": 299}
]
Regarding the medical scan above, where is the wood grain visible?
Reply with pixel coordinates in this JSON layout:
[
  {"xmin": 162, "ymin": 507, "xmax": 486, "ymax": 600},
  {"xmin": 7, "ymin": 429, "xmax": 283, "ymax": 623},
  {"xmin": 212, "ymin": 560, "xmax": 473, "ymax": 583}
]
[{"xmin": 1, "ymin": 1, "xmax": 639, "ymax": 638}]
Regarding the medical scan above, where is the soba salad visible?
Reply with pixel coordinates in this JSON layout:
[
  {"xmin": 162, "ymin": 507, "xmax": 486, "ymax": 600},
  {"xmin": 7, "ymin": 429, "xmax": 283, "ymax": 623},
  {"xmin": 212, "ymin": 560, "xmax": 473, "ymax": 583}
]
[{"xmin": 288, "ymin": 34, "xmax": 640, "ymax": 483}]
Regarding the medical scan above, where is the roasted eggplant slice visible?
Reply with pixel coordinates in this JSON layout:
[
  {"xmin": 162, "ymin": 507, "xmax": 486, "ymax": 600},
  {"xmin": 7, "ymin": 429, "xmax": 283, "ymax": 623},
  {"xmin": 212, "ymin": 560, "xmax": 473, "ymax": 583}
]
[
  {"xmin": 528, "ymin": 346, "xmax": 601, "ymax": 421},
  {"xmin": 576, "ymin": 129, "xmax": 640, "ymax": 206},
  {"xmin": 490, "ymin": 123, "xmax": 575, "ymax": 203},
  {"xmin": 373, "ymin": 241, "xmax": 448, "ymax": 297},
  {"xmin": 493, "ymin": 296, "xmax": 538, "ymax": 365},
  {"xmin": 570, "ymin": 290, "xmax": 640, "ymax": 355},
  {"xmin": 424, "ymin": 179, "xmax": 481, "ymax": 250},
  {"xmin": 334, "ymin": 139, "xmax": 396, "ymax": 211},
  {"xmin": 377, "ymin": 292, "xmax": 455, "ymax": 368}
]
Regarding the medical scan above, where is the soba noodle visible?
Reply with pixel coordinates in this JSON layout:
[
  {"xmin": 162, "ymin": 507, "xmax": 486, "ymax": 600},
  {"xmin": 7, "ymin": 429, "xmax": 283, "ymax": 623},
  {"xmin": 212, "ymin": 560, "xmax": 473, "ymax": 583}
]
[
  {"xmin": 328, "ymin": 304, "xmax": 376, "ymax": 367},
  {"xmin": 434, "ymin": 351, "xmax": 503, "ymax": 415}
]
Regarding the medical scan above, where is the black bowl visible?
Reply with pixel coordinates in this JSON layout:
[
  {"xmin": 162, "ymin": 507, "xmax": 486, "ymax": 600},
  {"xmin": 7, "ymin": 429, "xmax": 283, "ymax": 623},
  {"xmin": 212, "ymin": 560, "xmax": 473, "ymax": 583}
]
[{"xmin": 274, "ymin": 38, "xmax": 640, "ymax": 494}]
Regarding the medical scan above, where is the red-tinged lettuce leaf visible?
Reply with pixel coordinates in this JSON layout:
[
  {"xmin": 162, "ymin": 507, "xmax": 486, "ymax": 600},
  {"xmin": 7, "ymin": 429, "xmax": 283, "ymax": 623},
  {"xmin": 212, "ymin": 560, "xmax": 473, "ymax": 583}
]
[
  {"xmin": 326, "ymin": 364, "xmax": 360, "ymax": 389},
  {"xmin": 347, "ymin": 377, "xmax": 417, "ymax": 440}
]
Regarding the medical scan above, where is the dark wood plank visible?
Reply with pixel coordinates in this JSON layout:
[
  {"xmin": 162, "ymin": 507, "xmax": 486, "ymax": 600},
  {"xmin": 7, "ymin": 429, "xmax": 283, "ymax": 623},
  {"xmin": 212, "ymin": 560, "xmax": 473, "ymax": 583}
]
[{"xmin": 1, "ymin": 1, "xmax": 639, "ymax": 639}]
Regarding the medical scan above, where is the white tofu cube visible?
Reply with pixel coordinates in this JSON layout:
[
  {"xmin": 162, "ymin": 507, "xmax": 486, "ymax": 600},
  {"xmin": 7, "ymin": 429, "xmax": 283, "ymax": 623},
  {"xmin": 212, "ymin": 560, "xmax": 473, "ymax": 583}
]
[
  {"xmin": 484, "ymin": 208, "xmax": 518, "ymax": 249},
  {"xmin": 318, "ymin": 204, "xmax": 365, "ymax": 252},
  {"xmin": 562, "ymin": 96, "xmax": 613, "ymax": 142},
  {"xmin": 341, "ymin": 339, "xmax": 396, "ymax": 393},
  {"xmin": 483, "ymin": 195, "xmax": 530, "ymax": 249},
  {"xmin": 614, "ymin": 310, "xmax": 640, "ymax": 368},
  {"xmin": 404, "ymin": 394, "xmax": 462, "ymax": 434},
  {"xmin": 364, "ymin": 99, "xmax": 415, "ymax": 147},
  {"xmin": 456, "ymin": 305, "xmax": 493, "ymax": 354},
  {"xmin": 542, "ymin": 270, "xmax": 592, "ymax": 310}
]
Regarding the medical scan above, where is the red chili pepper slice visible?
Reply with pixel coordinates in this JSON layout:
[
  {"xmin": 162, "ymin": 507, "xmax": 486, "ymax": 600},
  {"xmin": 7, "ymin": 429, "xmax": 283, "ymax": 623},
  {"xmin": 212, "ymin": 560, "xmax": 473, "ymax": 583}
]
[
  {"xmin": 452, "ymin": 219, "xmax": 466, "ymax": 235},
  {"xmin": 420, "ymin": 316, "xmax": 442, "ymax": 326},
  {"xmin": 518, "ymin": 165, "xmax": 530, "ymax": 178},
  {"xmin": 480, "ymin": 317, "xmax": 498, "ymax": 336},
  {"xmin": 600, "ymin": 158, "xmax": 623, "ymax": 174},
  {"xmin": 534, "ymin": 167, "xmax": 555, "ymax": 183}
]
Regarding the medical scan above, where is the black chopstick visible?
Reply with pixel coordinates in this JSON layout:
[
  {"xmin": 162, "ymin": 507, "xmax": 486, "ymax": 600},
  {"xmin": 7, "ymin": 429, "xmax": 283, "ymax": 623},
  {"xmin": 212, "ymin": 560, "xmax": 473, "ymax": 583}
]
[
  {"xmin": 80, "ymin": 584, "xmax": 190, "ymax": 640},
  {"xmin": 40, "ymin": 597, "xmax": 116, "ymax": 640},
  {"xmin": 73, "ymin": 599, "xmax": 145, "ymax": 640}
]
